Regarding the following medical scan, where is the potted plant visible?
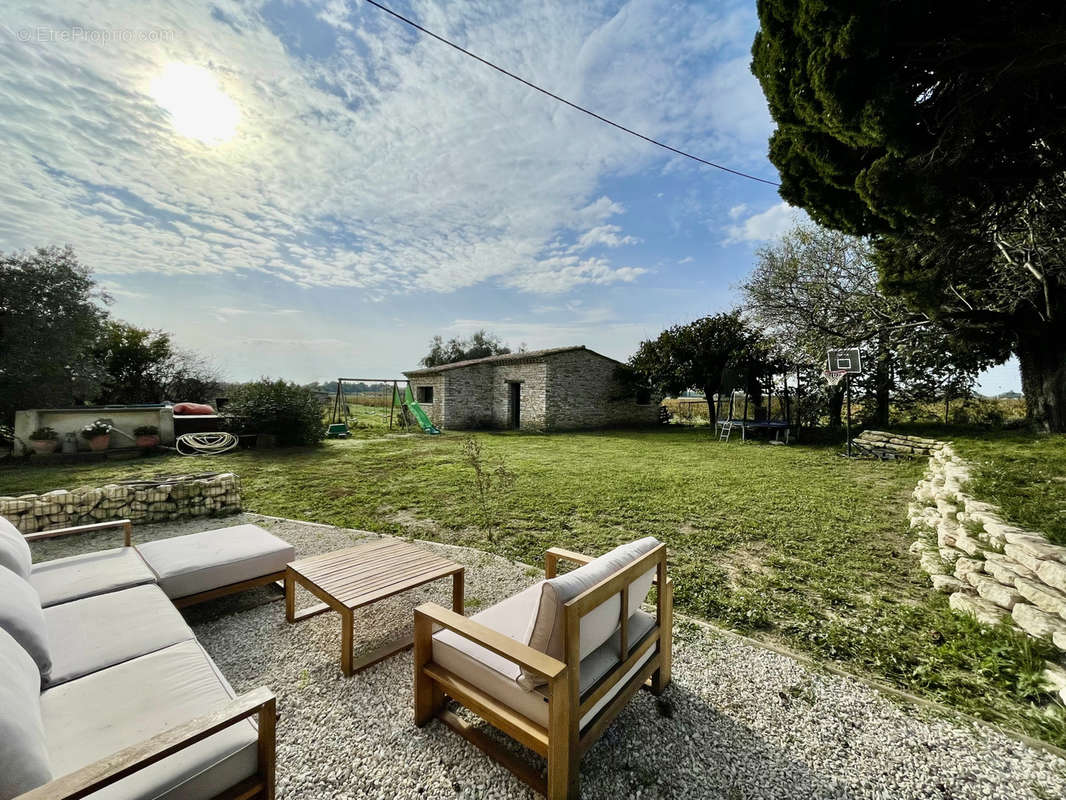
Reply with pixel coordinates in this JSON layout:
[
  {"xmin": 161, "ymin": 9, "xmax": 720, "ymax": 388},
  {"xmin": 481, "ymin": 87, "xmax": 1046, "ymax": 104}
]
[
  {"xmin": 80, "ymin": 420, "xmax": 112, "ymax": 451},
  {"xmin": 133, "ymin": 424, "xmax": 160, "ymax": 448},
  {"xmin": 28, "ymin": 426, "xmax": 60, "ymax": 455}
]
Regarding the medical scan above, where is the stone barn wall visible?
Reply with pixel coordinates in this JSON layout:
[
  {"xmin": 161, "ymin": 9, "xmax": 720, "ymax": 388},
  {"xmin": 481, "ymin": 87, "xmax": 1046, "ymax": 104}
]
[
  {"xmin": 545, "ymin": 350, "xmax": 659, "ymax": 429},
  {"xmin": 0, "ymin": 473, "xmax": 241, "ymax": 534},
  {"xmin": 409, "ymin": 375, "xmax": 444, "ymax": 427},
  {"xmin": 441, "ymin": 365, "xmax": 495, "ymax": 429},
  {"xmin": 403, "ymin": 346, "xmax": 658, "ymax": 432},
  {"xmin": 490, "ymin": 363, "xmax": 548, "ymax": 430}
]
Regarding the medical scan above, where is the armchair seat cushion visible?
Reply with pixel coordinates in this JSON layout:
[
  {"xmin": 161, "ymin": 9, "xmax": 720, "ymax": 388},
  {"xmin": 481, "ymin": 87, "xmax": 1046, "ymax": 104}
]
[
  {"xmin": 40, "ymin": 640, "xmax": 258, "ymax": 800},
  {"xmin": 0, "ymin": 515, "xmax": 32, "ymax": 579},
  {"xmin": 42, "ymin": 584, "xmax": 195, "ymax": 688},
  {"xmin": 30, "ymin": 547, "xmax": 156, "ymax": 608},
  {"xmin": 136, "ymin": 524, "xmax": 295, "ymax": 600},
  {"xmin": 433, "ymin": 586, "xmax": 657, "ymax": 730}
]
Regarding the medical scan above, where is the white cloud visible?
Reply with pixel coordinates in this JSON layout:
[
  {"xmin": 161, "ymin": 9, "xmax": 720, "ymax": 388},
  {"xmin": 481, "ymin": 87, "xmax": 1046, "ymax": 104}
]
[
  {"xmin": 504, "ymin": 256, "xmax": 646, "ymax": 294},
  {"xmin": 574, "ymin": 224, "xmax": 640, "ymax": 251},
  {"xmin": 677, "ymin": 256, "xmax": 694, "ymax": 264},
  {"xmin": 723, "ymin": 202, "xmax": 807, "ymax": 244},
  {"xmin": 0, "ymin": 0, "xmax": 762, "ymax": 297}
]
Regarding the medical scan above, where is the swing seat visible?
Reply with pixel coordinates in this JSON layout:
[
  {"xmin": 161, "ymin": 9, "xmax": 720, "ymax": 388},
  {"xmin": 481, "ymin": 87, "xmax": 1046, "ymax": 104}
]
[{"xmin": 326, "ymin": 423, "xmax": 350, "ymax": 438}]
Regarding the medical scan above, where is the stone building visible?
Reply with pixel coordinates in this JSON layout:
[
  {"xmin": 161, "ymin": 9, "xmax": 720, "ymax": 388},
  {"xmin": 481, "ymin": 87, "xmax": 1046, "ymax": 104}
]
[{"xmin": 403, "ymin": 346, "xmax": 658, "ymax": 431}]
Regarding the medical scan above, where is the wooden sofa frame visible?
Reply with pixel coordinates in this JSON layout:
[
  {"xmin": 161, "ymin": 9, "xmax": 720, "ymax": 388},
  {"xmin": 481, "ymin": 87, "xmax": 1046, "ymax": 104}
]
[
  {"xmin": 24, "ymin": 518, "xmax": 286, "ymax": 608},
  {"xmin": 414, "ymin": 543, "xmax": 672, "ymax": 800},
  {"xmin": 18, "ymin": 519, "xmax": 278, "ymax": 800}
]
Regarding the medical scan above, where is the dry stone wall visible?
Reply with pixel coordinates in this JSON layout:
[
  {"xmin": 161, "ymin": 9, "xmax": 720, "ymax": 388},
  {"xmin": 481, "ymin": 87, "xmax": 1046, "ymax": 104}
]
[
  {"xmin": 905, "ymin": 434, "xmax": 1066, "ymax": 700},
  {"xmin": 855, "ymin": 430, "xmax": 941, "ymax": 457},
  {"xmin": 0, "ymin": 472, "xmax": 241, "ymax": 534}
]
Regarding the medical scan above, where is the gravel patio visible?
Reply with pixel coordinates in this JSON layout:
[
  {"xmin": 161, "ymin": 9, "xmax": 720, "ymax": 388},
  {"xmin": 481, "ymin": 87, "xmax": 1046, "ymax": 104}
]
[{"xmin": 31, "ymin": 513, "xmax": 1066, "ymax": 800}]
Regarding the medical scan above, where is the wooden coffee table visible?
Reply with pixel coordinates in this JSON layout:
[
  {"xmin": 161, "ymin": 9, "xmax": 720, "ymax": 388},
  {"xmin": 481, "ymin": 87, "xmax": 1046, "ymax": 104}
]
[{"xmin": 285, "ymin": 539, "xmax": 464, "ymax": 676}]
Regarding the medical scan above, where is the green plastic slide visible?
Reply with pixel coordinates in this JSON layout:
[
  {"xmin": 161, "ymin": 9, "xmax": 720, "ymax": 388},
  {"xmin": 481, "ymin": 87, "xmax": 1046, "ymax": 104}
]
[{"xmin": 403, "ymin": 385, "xmax": 441, "ymax": 434}]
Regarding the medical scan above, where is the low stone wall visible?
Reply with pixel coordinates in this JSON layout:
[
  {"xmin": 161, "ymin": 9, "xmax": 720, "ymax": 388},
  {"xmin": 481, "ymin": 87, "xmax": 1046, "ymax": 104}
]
[
  {"xmin": 855, "ymin": 430, "xmax": 940, "ymax": 457},
  {"xmin": 905, "ymin": 434, "xmax": 1066, "ymax": 699},
  {"xmin": 0, "ymin": 472, "xmax": 241, "ymax": 533}
]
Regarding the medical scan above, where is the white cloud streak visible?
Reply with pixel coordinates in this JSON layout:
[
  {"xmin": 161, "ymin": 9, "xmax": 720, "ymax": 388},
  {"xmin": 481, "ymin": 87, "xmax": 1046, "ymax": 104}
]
[
  {"xmin": 723, "ymin": 201, "xmax": 807, "ymax": 244},
  {"xmin": 1, "ymin": 0, "xmax": 769, "ymax": 297}
]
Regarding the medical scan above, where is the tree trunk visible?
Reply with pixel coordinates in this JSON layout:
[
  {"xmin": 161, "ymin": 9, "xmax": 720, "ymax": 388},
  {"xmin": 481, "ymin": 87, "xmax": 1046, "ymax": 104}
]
[
  {"xmin": 828, "ymin": 386, "xmax": 844, "ymax": 427},
  {"xmin": 873, "ymin": 332, "xmax": 891, "ymax": 427},
  {"xmin": 1017, "ymin": 327, "xmax": 1066, "ymax": 433},
  {"xmin": 704, "ymin": 384, "xmax": 720, "ymax": 423}
]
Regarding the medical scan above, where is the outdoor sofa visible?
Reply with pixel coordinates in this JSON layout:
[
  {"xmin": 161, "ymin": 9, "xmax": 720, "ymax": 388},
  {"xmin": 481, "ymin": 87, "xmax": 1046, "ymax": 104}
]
[
  {"xmin": 414, "ymin": 536, "xmax": 672, "ymax": 800},
  {"xmin": 0, "ymin": 514, "xmax": 294, "ymax": 800}
]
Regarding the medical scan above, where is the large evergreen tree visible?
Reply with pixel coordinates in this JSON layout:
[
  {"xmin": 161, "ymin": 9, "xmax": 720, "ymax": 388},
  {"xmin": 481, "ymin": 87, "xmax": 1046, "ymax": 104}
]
[{"xmin": 751, "ymin": 1, "xmax": 1066, "ymax": 430}]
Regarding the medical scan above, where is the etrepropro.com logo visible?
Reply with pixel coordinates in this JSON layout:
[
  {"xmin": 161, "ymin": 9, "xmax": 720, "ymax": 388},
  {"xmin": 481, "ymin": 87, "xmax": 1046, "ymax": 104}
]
[{"xmin": 15, "ymin": 26, "xmax": 175, "ymax": 43}]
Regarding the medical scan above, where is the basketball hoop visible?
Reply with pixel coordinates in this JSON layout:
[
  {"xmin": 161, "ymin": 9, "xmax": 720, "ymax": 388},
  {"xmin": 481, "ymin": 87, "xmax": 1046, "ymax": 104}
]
[{"xmin": 824, "ymin": 369, "xmax": 848, "ymax": 386}]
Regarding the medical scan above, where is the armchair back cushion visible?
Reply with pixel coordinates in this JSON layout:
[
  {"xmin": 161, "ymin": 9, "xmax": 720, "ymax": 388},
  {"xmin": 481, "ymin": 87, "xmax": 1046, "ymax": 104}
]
[
  {"xmin": 519, "ymin": 537, "xmax": 660, "ymax": 689},
  {"xmin": 0, "ymin": 627, "xmax": 53, "ymax": 799},
  {"xmin": 0, "ymin": 566, "xmax": 53, "ymax": 682},
  {"xmin": 0, "ymin": 515, "xmax": 32, "ymax": 580}
]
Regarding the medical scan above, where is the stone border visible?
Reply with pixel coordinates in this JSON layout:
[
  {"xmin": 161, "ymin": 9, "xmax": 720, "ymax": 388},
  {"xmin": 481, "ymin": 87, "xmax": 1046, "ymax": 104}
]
[
  {"xmin": 0, "ymin": 472, "xmax": 241, "ymax": 533},
  {"xmin": 904, "ymin": 434, "xmax": 1066, "ymax": 701}
]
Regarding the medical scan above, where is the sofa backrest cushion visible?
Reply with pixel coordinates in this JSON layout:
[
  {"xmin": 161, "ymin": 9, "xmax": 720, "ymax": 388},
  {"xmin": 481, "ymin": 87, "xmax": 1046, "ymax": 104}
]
[
  {"xmin": 0, "ymin": 515, "xmax": 32, "ymax": 580},
  {"xmin": 0, "ymin": 627, "xmax": 53, "ymax": 799},
  {"xmin": 0, "ymin": 566, "xmax": 52, "ymax": 683},
  {"xmin": 518, "ymin": 537, "xmax": 660, "ymax": 689}
]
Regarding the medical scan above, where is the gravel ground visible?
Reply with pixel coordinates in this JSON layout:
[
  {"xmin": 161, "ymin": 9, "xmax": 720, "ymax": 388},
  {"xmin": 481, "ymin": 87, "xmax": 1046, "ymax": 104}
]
[{"xmin": 31, "ymin": 513, "xmax": 1066, "ymax": 799}]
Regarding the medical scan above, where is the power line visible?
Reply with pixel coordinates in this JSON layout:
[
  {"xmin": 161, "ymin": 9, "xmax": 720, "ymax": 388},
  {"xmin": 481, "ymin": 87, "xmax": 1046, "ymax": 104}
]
[{"xmin": 359, "ymin": 0, "xmax": 781, "ymax": 187}]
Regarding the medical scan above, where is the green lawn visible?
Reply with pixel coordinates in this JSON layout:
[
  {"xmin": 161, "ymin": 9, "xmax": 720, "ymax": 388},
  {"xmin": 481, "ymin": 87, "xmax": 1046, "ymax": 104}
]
[
  {"xmin": 949, "ymin": 430, "xmax": 1066, "ymax": 547},
  {"xmin": 2, "ymin": 427, "xmax": 1063, "ymax": 745}
]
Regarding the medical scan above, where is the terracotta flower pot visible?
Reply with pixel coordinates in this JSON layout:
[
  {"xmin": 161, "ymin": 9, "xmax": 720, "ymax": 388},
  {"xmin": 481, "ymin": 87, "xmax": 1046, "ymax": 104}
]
[
  {"xmin": 87, "ymin": 434, "xmax": 110, "ymax": 452},
  {"xmin": 135, "ymin": 434, "xmax": 160, "ymax": 448},
  {"xmin": 30, "ymin": 439, "xmax": 59, "ymax": 455}
]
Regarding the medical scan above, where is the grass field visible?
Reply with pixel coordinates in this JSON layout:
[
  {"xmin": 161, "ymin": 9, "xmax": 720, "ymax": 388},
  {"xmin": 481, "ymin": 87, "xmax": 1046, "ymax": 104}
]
[
  {"xmin": 950, "ymin": 430, "xmax": 1066, "ymax": 547},
  {"xmin": 2, "ymin": 426, "xmax": 1064, "ymax": 745}
]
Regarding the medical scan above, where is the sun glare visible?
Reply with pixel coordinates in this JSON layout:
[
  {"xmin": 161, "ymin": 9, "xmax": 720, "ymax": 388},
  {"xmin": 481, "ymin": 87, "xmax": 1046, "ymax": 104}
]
[{"xmin": 150, "ymin": 63, "xmax": 240, "ymax": 145}]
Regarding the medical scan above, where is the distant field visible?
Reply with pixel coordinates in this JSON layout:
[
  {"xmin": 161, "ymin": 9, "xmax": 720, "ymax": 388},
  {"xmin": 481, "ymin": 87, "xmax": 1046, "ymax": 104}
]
[{"xmin": 3, "ymin": 426, "xmax": 1062, "ymax": 745}]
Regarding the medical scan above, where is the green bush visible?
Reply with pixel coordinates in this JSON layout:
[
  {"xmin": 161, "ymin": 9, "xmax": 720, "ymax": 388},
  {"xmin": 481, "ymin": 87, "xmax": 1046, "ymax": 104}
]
[{"xmin": 225, "ymin": 379, "xmax": 325, "ymax": 447}]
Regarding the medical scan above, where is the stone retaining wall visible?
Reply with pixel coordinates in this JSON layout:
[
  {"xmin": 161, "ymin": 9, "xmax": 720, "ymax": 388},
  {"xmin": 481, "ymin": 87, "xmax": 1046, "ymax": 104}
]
[
  {"xmin": 856, "ymin": 430, "xmax": 941, "ymax": 457},
  {"xmin": 904, "ymin": 434, "xmax": 1066, "ymax": 699},
  {"xmin": 0, "ymin": 472, "xmax": 242, "ymax": 533}
]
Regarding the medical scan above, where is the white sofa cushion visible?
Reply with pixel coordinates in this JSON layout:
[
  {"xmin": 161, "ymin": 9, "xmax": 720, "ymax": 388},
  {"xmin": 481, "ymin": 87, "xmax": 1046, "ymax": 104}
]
[
  {"xmin": 0, "ymin": 515, "xmax": 32, "ymax": 580},
  {"xmin": 434, "ymin": 606, "xmax": 657, "ymax": 730},
  {"xmin": 40, "ymin": 639, "xmax": 258, "ymax": 800},
  {"xmin": 43, "ymin": 584, "xmax": 195, "ymax": 688},
  {"xmin": 0, "ymin": 627, "xmax": 53, "ymax": 800},
  {"xmin": 520, "ymin": 537, "xmax": 660, "ymax": 688},
  {"xmin": 0, "ymin": 565, "xmax": 53, "ymax": 681},
  {"xmin": 30, "ymin": 547, "xmax": 156, "ymax": 608},
  {"xmin": 433, "ymin": 583, "xmax": 542, "ymax": 707},
  {"xmin": 136, "ymin": 524, "xmax": 295, "ymax": 600}
]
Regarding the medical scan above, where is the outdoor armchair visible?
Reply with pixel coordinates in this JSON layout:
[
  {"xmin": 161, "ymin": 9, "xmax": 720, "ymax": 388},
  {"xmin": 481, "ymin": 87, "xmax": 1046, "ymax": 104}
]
[{"xmin": 414, "ymin": 538, "xmax": 672, "ymax": 800}]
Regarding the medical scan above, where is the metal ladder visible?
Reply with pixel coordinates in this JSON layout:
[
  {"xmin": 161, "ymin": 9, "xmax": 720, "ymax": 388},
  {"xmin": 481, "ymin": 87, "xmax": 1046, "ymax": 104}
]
[{"xmin": 718, "ymin": 420, "xmax": 734, "ymax": 442}]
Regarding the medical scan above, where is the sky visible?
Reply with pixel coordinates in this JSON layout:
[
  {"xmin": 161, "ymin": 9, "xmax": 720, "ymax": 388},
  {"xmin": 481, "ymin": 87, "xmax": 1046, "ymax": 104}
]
[{"xmin": 0, "ymin": 0, "xmax": 1020, "ymax": 392}]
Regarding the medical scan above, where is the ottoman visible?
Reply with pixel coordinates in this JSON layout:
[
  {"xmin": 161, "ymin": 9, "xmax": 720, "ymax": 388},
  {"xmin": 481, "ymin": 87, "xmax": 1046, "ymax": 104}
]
[{"xmin": 137, "ymin": 524, "xmax": 295, "ymax": 606}]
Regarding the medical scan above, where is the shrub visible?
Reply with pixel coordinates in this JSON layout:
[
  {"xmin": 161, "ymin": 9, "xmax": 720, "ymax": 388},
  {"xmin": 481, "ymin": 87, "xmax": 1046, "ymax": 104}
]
[
  {"xmin": 29, "ymin": 426, "xmax": 59, "ymax": 441},
  {"xmin": 79, "ymin": 420, "xmax": 111, "ymax": 439},
  {"xmin": 225, "ymin": 379, "xmax": 325, "ymax": 447},
  {"xmin": 133, "ymin": 425, "xmax": 159, "ymax": 436}
]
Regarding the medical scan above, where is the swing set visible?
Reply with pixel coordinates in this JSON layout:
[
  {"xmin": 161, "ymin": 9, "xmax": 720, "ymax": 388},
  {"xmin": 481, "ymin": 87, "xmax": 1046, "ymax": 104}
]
[{"xmin": 329, "ymin": 378, "xmax": 440, "ymax": 435}]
